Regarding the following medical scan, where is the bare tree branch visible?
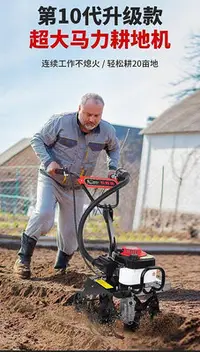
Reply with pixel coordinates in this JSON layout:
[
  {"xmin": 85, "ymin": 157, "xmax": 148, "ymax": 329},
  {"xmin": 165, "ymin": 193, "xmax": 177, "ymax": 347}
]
[{"xmin": 168, "ymin": 32, "xmax": 200, "ymax": 101}]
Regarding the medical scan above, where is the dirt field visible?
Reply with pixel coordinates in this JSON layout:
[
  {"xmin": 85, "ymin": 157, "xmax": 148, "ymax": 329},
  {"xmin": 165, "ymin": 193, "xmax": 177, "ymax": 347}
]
[{"xmin": 0, "ymin": 246, "xmax": 199, "ymax": 351}]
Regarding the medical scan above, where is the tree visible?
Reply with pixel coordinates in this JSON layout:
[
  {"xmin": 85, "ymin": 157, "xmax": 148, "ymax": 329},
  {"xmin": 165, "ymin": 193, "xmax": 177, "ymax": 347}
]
[{"xmin": 170, "ymin": 33, "xmax": 200, "ymax": 100}]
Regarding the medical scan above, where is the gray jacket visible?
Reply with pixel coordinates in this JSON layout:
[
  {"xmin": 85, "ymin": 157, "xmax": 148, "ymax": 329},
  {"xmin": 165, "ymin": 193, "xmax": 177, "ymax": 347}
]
[{"xmin": 31, "ymin": 112, "xmax": 120, "ymax": 185}]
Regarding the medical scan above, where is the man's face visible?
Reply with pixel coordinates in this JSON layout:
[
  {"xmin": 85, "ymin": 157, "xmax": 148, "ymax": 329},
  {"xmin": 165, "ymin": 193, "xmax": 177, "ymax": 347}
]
[{"xmin": 78, "ymin": 99, "xmax": 104, "ymax": 132}]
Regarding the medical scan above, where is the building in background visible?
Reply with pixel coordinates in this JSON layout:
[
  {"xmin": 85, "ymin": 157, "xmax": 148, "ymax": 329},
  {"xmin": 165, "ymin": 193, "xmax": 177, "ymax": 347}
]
[{"xmin": 133, "ymin": 91, "xmax": 200, "ymax": 233}]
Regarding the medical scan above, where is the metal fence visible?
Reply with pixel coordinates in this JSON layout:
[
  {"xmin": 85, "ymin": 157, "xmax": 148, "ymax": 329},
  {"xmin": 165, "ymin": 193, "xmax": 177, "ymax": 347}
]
[
  {"xmin": 0, "ymin": 166, "xmax": 38, "ymax": 215},
  {"xmin": 0, "ymin": 161, "xmax": 139, "ymax": 234}
]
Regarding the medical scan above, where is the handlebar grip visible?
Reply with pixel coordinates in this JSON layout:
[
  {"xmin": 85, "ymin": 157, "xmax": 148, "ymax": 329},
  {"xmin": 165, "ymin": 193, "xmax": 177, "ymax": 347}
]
[
  {"xmin": 54, "ymin": 168, "xmax": 65, "ymax": 175},
  {"xmin": 115, "ymin": 168, "xmax": 130, "ymax": 181}
]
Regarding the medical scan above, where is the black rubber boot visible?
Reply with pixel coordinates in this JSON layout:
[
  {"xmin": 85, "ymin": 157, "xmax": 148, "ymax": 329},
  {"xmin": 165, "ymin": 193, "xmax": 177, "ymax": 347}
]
[
  {"xmin": 54, "ymin": 250, "xmax": 73, "ymax": 274},
  {"xmin": 13, "ymin": 232, "xmax": 37, "ymax": 279}
]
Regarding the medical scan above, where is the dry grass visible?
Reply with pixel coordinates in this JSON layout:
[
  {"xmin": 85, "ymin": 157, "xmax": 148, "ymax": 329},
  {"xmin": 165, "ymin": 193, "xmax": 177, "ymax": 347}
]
[{"xmin": 0, "ymin": 211, "xmax": 180, "ymax": 242}]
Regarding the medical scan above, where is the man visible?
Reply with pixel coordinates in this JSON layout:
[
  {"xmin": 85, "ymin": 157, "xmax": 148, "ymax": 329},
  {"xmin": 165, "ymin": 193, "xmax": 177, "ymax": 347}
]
[{"xmin": 13, "ymin": 93, "xmax": 120, "ymax": 279}]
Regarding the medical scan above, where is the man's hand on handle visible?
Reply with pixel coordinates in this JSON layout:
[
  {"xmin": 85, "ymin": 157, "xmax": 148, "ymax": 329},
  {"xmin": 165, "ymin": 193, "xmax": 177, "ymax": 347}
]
[{"xmin": 47, "ymin": 161, "xmax": 62, "ymax": 176}]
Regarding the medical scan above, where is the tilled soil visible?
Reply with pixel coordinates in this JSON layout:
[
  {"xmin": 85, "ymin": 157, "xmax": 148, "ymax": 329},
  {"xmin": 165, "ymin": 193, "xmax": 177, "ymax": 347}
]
[{"xmin": 0, "ymin": 246, "xmax": 199, "ymax": 350}]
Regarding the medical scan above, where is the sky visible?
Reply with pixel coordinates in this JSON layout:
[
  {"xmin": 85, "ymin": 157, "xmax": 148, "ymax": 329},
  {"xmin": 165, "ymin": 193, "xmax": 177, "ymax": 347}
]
[{"xmin": 0, "ymin": 0, "xmax": 200, "ymax": 154}]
